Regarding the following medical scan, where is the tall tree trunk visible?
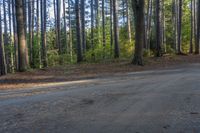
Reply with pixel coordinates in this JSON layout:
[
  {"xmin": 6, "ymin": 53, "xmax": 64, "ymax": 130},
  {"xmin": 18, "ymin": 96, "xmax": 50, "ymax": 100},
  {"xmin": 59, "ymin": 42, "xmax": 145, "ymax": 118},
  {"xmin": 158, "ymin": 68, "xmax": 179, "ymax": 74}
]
[
  {"xmin": 36, "ymin": 0, "xmax": 41, "ymax": 67},
  {"xmin": 131, "ymin": 0, "xmax": 145, "ymax": 65},
  {"xmin": 12, "ymin": 0, "xmax": 19, "ymax": 71},
  {"xmin": 194, "ymin": 0, "xmax": 197, "ymax": 53},
  {"xmin": 102, "ymin": 0, "xmax": 106, "ymax": 58},
  {"xmin": 102, "ymin": 0, "xmax": 106, "ymax": 47},
  {"xmin": 95, "ymin": 0, "xmax": 100, "ymax": 45},
  {"xmin": 0, "ymin": 4, "xmax": 7, "ymax": 75},
  {"xmin": 113, "ymin": 0, "xmax": 120, "ymax": 58},
  {"xmin": 40, "ymin": 0, "xmax": 48, "ymax": 67},
  {"xmin": 125, "ymin": 0, "xmax": 131, "ymax": 43},
  {"xmin": 68, "ymin": 0, "xmax": 73, "ymax": 61},
  {"xmin": 63, "ymin": 0, "xmax": 68, "ymax": 53},
  {"xmin": 190, "ymin": 0, "xmax": 193, "ymax": 54},
  {"xmin": 161, "ymin": 0, "xmax": 166, "ymax": 53},
  {"xmin": 54, "ymin": 0, "xmax": 58, "ymax": 49},
  {"xmin": 91, "ymin": 0, "xmax": 94, "ymax": 51},
  {"xmin": 22, "ymin": 0, "xmax": 29, "ymax": 64},
  {"xmin": 195, "ymin": 0, "xmax": 200, "ymax": 54},
  {"xmin": 81, "ymin": 0, "xmax": 86, "ymax": 53},
  {"xmin": 31, "ymin": 0, "xmax": 35, "ymax": 67},
  {"xmin": 57, "ymin": 0, "xmax": 61, "ymax": 53},
  {"xmin": 3, "ymin": 0, "xmax": 10, "ymax": 72},
  {"xmin": 172, "ymin": 0, "xmax": 177, "ymax": 50},
  {"xmin": 146, "ymin": 0, "xmax": 153, "ymax": 51},
  {"xmin": 28, "ymin": 0, "xmax": 33, "ymax": 67},
  {"xmin": 8, "ymin": 0, "xmax": 14, "ymax": 72},
  {"xmin": 177, "ymin": 0, "xmax": 182, "ymax": 54},
  {"xmin": 155, "ymin": 0, "xmax": 162, "ymax": 57},
  {"xmin": 110, "ymin": 0, "xmax": 113, "ymax": 54},
  {"xmin": 15, "ymin": 0, "xmax": 29, "ymax": 71},
  {"xmin": 75, "ymin": 0, "xmax": 83, "ymax": 62}
]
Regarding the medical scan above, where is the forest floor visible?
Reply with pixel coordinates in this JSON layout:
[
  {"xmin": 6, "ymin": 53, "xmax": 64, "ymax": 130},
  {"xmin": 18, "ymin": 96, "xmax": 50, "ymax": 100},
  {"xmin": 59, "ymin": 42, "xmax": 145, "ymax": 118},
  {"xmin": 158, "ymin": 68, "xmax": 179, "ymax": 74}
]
[{"xmin": 1, "ymin": 54, "xmax": 200, "ymax": 90}]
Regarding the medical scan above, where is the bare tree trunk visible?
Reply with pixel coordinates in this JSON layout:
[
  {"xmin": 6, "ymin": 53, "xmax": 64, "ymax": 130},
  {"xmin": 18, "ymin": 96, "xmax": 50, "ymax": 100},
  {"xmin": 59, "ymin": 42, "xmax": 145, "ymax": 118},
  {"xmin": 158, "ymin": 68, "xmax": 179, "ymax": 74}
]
[
  {"xmin": 91, "ymin": 0, "xmax": 94, "ymax": 52},
  {"xmin": 40, "ymin": 0, "xmax": 48, "ymax": 67},
  {"xmin": 113, "ymin": 0, "xmax": 120, "ymax": 58},
  {"xmin": 36, "ymin": 0, "xmax": 41, "ymax": 67},
  {"xmin": 102, "ymin": 0, "xmax": 106, "ymax": 47},
  {"xmin": 172, "ymin": 0, "xmax": 177, "ymax": 51},
  {"xmin": 12, "ymin": 0, "xmax": 19, "ymax": 71},
  {"xmin": 75, "ymin": 0, "xmax": 83, "ymax": 62},
  {"xmin": 8, "ymin": 0, "xmax": 14, "ymax": 72},
  {"xmin": 195, "ymin": 0, "xmax": 200, "ymax": 54},
  {"xmin": 95, "ymin": 0, "xmax": 100, "ymax": 45},
  {"xmin": 125, "ymin": 0, "xmax": 131, "ymax": 43},
  {"xmin": 28, "ymin": 0, "xmax": 33, "ymax": 67},
  {"xmin": 190, "ymin": 0, "xmax": 193, "ymax": 54},
  {"xmin": 16, "ymin": 0, "xmax": 29, "ymax": 71},
  {"xmin": 177, "ymin": 0, "xmax": 182, "ymax": 54},
  {"xmin": 57, "ymin": 0, "xmax": 61, "ymax": 53},
  {"xmin": 131, "ymin": 0, "xmax": 145, "ymax": 65},
  {"xmin": 110, "ymin": 0, "xmax": 113, "ymax": 54},
  {"xmin": 63, "ymin": 0, "xmax": 68, "ymax": 53},
  {"xmin": 68, "ymin": 0, "xmax": 73, "ymax": 61},
  {"xmin": 155, "ymin": 0, "xmax": 162, "ymax": 57},
  {"xmin": 81, "ymin": 0, "xmax": 86, "ymax": 54},
  {"xmin": 3, "ymin": 0, "xmax": 10, "ymax": 72},
  {"xmin": 146, "ymin": 0, "xmax": 153, "ymax": 52},
  {"xmin": 54, "ymin": 0, "xmax": 58, "ymax": 49},
  {"xmin": 0, "ymin": 4, "xmax": 7, "ymax": 75}
]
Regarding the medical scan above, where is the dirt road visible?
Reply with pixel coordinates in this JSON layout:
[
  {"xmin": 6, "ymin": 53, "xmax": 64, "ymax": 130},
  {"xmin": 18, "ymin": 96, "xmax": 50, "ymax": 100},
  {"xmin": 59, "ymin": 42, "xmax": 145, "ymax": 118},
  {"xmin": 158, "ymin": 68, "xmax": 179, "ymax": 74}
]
[{"xmin": 0, "ymin": 64, "xmax": 200, "ymax": 133}]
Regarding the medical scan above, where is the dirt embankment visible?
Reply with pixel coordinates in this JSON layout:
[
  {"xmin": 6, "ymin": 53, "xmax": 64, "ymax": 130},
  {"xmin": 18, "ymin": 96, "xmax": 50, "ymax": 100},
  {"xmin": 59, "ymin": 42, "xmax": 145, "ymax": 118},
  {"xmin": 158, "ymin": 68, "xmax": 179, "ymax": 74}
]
[{"xmin": 0, "ymin": 55, "xmax": 200, "ymax": 90}]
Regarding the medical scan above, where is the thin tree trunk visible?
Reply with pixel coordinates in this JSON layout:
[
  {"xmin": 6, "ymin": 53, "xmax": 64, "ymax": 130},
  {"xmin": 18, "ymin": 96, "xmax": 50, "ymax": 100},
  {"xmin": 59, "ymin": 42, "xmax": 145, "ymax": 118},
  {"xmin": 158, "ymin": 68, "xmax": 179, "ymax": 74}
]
[
  {"xmin": 110, "ymin": 0, "xmax": 113, "ymax": 54},
  {"xmin": 113, "ymin": 0, "xmax": 120, "ymax": 58},
  {"xmin": 125, "ymin": 0, "xmax": 131, "ymax": 43},
  {"xmin": 177, "ymin": 0, "xmax": 182, "ymax": 54},
  {"xmin": 102, "ymin": 0, "xmax": 106, "ymax": 47},
  {"xmin": 40, "ymin": 0, "xmax": 48, "ymax": 67},
  {"xmin": 63, "ymin": 0, "xmax": 68, "ymax": 53},
  {"xmin": 91, "ymin": 0, "xmax": 94, "ymax": 51},
  {"xmin": 57, "ymin": 0, "xmax": 61, "ymax": 53},
  {"xmin": 146, "ymin": 0, "xmax": 153, "ymax": 51},
  {"xmin": 195, "ymin": 0, "xmax": 200, "ymax": 54},
  {"xmin": 3, "ymin": 0, "xmax": 10, "ymax": 72},
  {"xmin": 68, "ymin": 0, "xmax": 73, "ymax": 61},
  {"xmin": 36, "ymin": 0, "xmax": 41, "ymax": 67},
  {"xmin": 12, "ymin": 0, "xmax": 18, "ymax": 71},
  {"xmin": 81, "ymin": 0, "xmax": 86, "ymax": 53},
  {"xmin": 28, "ymin": 0, "xmax": 33, "ymax": 67},
  {"xmin": 190, "ymin": 0, "xmax": 193, "ymax": 54}
]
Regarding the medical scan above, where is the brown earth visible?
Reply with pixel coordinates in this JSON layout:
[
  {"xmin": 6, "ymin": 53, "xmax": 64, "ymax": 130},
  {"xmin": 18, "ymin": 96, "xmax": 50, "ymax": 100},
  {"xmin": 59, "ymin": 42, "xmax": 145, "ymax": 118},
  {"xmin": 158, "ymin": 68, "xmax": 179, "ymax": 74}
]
[{"xmin": 0, "ymin": 55, "xmax": 200, "ymax": 90}]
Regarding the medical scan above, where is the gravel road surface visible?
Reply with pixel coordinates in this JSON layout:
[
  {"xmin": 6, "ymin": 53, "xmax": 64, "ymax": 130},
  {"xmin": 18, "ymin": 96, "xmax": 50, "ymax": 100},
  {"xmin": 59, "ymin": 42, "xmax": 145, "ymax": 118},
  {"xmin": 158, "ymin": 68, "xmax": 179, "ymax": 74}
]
[{"xmin": 1, "ymin": 64, "xmax": 200, "ymax": 133}]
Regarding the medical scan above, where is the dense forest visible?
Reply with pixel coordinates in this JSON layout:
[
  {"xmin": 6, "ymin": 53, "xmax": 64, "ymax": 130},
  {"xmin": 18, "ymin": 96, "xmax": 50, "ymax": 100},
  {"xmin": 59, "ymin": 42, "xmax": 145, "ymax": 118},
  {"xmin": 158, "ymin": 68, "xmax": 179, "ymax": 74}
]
[{"xmin": 0, "ymin": 0, "xmax": 199, "ymax": 75}]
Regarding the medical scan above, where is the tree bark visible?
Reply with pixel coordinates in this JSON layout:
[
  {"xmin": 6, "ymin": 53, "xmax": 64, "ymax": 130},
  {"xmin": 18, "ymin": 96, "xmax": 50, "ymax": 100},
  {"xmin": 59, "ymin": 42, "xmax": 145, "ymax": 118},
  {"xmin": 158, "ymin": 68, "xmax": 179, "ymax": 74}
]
[
  {"xmin": 131, "ymin": 0, "xmax": 145, "ymax": 65},
  {"xmin": 15, "ymin": 0, "xmax": 29, "ymax": 71},
  {"xmin": 75, "ymin": 0, "xmax": 83, "ymax": 62},
  {"xmin": 195, "ymin": 0, "xmax": 200, "ymax": 54},
  {"xmin": 155, "ymin": 0, "xmax": 162, "ymax": 57},
  {"xmin": 113, "ymin": 0, "xmax": 120, "ymax": 58},
  {"xmin": 40, "ymin": 0, "xmax": 48, "ymax": 67},
  {"xmin": 0, "ymin": 4, "xmax": 7, "ymax": 75}
]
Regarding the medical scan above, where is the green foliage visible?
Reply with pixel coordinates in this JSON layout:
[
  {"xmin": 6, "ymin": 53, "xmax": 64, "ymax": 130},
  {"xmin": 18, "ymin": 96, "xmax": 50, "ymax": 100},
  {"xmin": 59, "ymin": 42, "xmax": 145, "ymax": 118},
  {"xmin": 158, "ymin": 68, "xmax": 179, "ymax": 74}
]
[
  {"xmin": 85, "ymin": 44, "xmax": 113, "ymax": 62},
  {"xmin": 166, "ymin": 45, "xmax": 176, "ymax": 54},
  {"xmin": 47, "ymin": 50, "xmax": 60, "ymax": 66}
]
